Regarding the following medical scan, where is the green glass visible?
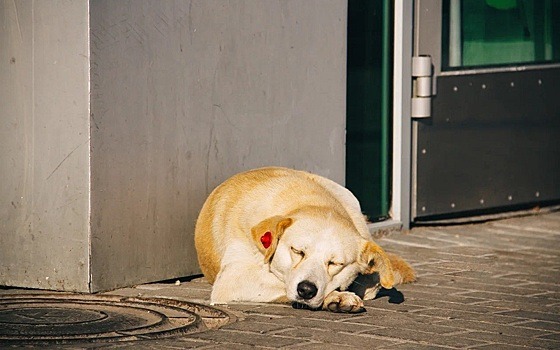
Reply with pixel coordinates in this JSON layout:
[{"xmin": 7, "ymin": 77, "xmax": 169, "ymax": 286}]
[
  {"xmin": 346, "ymin": 0, "xmax": 393, "ymax": 221},
  {"xmin": 443, "ymin": 0, "xmax": 560, "ymax": 69}
]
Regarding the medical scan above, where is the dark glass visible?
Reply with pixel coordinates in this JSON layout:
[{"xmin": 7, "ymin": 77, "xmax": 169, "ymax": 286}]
[{"xmin": 443, "ymin": 0, "xmax": 560, "ymax": 70}]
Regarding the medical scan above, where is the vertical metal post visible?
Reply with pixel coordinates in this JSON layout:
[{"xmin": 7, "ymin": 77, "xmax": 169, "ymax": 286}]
[
  {"xmin": 391, "ymin": 0, "xmax": 413, "ymax": 229},
  {"xmin": 380, "ymin": 0, "xmax": 391, "ymax": 215}
]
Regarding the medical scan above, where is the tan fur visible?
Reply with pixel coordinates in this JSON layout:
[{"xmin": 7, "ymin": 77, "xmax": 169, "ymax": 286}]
[
  {"xmin": 250, "ymin": 216, "xmax": 293, "ymax": 263},
  {"xmin": 359, "ymin": 241, "xmax": 395, "ymax": 288},
  {"xmin": 194, "ymin": 167, "xmax": 415, "ymax": 312},
  {"xmin": 194, "ymin": 193, "xmax": 221, "ymax": 284},
  {"xmin": 387, "ymin": 253, "xmax": 417, "ymax": 285}
]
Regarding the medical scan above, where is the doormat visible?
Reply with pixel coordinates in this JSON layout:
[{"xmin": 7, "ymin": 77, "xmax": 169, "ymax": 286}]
[{"xmin": 0, "ymin": 293, "xmax": 232, "ymax": 345}]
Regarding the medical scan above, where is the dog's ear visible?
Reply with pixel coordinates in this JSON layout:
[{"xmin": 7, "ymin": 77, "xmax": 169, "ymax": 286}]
[
  {"xmin": 251, "ymin": 216, "xmax": 293, "ymax": 263},
  {"xmin": 359, "ymin": 240, "xmax": 395, "ymax": 289}
]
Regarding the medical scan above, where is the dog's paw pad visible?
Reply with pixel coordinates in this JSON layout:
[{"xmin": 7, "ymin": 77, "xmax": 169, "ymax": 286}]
[{"xmin": 324, "ymin": 291, "xmax": 365, "ymax": 313}]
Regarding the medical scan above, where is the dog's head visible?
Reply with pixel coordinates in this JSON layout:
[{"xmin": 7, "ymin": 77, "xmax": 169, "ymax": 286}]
[{"xmin": 251, "ymin": 210, "xmax": 394, "ymax": 309}]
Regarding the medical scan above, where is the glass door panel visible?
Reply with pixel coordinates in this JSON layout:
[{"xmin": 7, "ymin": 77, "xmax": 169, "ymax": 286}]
[
  {"xmin": 346, "ymin": 0, "xmax": 393, "ymax": 221},
  {"xmin": 443, "ymin": 0, "xmax": 560, "ymax": 70}
]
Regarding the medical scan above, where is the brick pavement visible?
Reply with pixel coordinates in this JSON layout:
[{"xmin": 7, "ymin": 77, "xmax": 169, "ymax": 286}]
[{"xmin": 5, "ymin": 211, "xmax": 560, "ymax": 349}]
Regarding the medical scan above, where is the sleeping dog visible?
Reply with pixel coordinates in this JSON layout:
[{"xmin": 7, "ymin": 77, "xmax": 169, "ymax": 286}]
[{"xmin": 195, "ymin": 167, "xmax": 415, "ymax": 312}]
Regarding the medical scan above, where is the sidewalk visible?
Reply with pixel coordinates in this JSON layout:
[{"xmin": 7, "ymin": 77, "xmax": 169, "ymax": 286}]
[{"xmin": 4, "ymin": 210, "xmax": 560, "ymax": 349}]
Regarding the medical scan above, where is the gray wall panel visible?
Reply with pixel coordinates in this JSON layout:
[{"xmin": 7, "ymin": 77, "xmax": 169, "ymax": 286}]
[
  {"xmin": 0, "ymin": 0, "xmax": 90, "ymax": 291},
  {"xmin": 89, "ymin": 1, "xmax": 347, "ymax": 291}
]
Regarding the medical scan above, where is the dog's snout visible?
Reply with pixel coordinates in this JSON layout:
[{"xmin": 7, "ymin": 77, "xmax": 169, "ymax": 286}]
[{"xmin": 297, "ymin": 280, "xmax": 318, "ymax": 300}]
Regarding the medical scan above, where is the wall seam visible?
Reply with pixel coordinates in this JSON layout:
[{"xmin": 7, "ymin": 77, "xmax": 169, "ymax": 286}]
[{"xmin": 86, "ymin": 0, "xmax": 93, "ymax": 293}]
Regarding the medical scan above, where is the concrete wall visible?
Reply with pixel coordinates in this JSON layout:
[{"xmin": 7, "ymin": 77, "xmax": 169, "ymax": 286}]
[
  {"xmin": 1, "ymin": 0, "xmax": 347, "ymax": 292},
  {"xmin": 0, "ymin": 1, "xmax": 91, "ymax": 291}
]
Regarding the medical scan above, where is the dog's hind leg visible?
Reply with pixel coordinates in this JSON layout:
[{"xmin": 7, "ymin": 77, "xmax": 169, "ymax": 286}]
[
  {"xmin": 349, "ymin": 252, "xmax": 416, "ymax": 301},
  {"xmin": 210, "ymin": 262, "xmax": 287, "ymax": 305},
  {"xmin": 347, "ymin": 273, "xmax": 382, "ymax": 300}
]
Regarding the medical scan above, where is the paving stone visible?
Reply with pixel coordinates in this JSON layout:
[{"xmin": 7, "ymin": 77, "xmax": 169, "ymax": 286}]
[
  {"xmin": 273, "ymin": 328, "xmax": 402, "ymax": 347},
  {"xmin": 434, "ymin": 318, "xmax": 552, "ymax": 338},
  {"xmin": 394, "ymin": 283, "xmax": 465, "ymax": 296},
  {"xmin": 341, "ymin": 310, "xmax": 439, "ymax": 331},
  {"xmin": 445, "ymin": 282, "xmax": 545, "ymax": 296},
  {"xmin": 410, "ymin": 306, "xmax": 526, "ymax": 324},
  {"xmin": 485, "ymin": 226, "xmax": 560, "ymax": 241},
  {"xmin": 224, "ymin": 302, "xmax": 273, "ymax": 312},
  {"xmin": 190, "ymin": 329, "xmax": 305, "ymax": 348},
  {"xmin": 538, "ymin": 333, "xmax": 560, "ymax": 342},
  {"xmin": 424, "ymin": 260, "xmax": 515, "ymax": 274},
  {"xmin": 240, "ymin": 304, "xmax": 310, "ymax": 317},
  {"xmin": 221, "ymin": 320, "xmax": 294, "ymax": 334},
  {"xmin": 202, "ymin": 343, "xmax": 270, "ymax": 350},
  {"xmin": 493, "ymin": 221, "xmax": 560, "ymax": 235},
  {"xmin": 457, "ymin": 290, "xmax": 560, "ymax": 306},
  {"xmin": 496, "ymin": 309, "xmax": 560, "ymax": 323},
  {"xmin": 86, "ymin": 338, "xmax": 211, "ymax": 349},
  {"xmin": 476, "ymin": 299, "xmax": 560, "ymax": 314},
  {"xmin": 469, "ymin": 343, "xmax": 532, "ymax": 350},
  {"xmin": 406, "ymin": 299, "xmax": 512, "ymax": 315},
  {"xmin": 533, "ymin": 291, "xmax": 560, "ymax": 300},
  {"xmin": 403, "ymin": 288, "xmax": 489, "ymax": 305},
  {"xmin": 437, "ymin": 246, "xmax": 498, "ymax": 256},
  {"xmin": 360, "ymin": 328, "xmax": 487, "ymax": 348},
  {"xmin": 414, "ymin": 267, "xmax": 473, "ymax": 278},
  {"xmin": 513, "ymin": 320, "xmax": 560, "ymax": 332},
  {"xmin": 365, "ymin": 319, "xmax": 462, "ymax": 336},
  {"xmin": 284, "ymin": 342, "xmax": 358, "ymax": 349},
  {"xmin": 462, "ymin": 331, "xmax": 560, "ymax": 349},
  {"xmin": 381, "ymin": 235, "xmax": 454, "ymax": 249},
  {"xmin": 438, "ymin": 275, "xmax": 545, "ymax": 290},
  {"xmin": 376, "ymin": 343, "xmax": 450, "ymax": 350}
]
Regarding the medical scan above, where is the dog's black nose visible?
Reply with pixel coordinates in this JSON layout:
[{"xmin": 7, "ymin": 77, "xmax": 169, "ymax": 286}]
[{"xmin": 297, "ymin": 280, "xmax": 318, "ymax": 300}]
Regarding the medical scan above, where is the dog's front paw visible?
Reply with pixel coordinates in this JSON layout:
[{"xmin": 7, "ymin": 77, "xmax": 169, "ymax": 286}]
[{"xmin": 323, "ymin": 291, "xmax": 365, "ymax": 313}]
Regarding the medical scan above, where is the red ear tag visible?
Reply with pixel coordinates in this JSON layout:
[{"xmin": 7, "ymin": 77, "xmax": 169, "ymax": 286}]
[{"xmin": 260, "ymin": 231, "xmax": 272, "ymax": 249}]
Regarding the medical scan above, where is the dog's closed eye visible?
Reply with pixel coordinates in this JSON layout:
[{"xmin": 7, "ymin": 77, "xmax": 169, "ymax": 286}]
[
  {"xmin": 291, "ymin": 247, "xmax": 305, "ymax": 257},
  {"xmin": 327, "ymin": 260, "xmax": 344, "ymax": 276}
]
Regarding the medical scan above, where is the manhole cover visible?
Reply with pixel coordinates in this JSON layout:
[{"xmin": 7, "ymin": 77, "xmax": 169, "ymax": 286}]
[{"xmin": 0, "ymin": 294, "xmax": 231, "ymax": 345}]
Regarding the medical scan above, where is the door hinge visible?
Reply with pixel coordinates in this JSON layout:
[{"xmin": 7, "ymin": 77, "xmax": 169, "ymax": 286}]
[{"xmin": 411, "ymin": 55, "xmax": 434, "ymax": 119}]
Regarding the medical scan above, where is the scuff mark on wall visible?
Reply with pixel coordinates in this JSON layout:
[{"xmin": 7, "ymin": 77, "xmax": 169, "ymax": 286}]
[
  {"xmin": 12, "ymin": 0, "xmax": 24, "ymax": 42},
  {"xmin": 46, "ymin": 139, "xmax": 88, "ymax": 180}
]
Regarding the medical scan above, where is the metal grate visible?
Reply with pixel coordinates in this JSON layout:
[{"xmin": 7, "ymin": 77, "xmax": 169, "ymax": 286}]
[{"xmin": 0, "ymin": 294, "xmax": 232, "ymax": 345}]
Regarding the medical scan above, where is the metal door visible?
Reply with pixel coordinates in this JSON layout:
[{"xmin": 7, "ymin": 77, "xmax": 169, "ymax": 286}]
[{"xmin": 413, "ymin": 0, "xmax": 560, "ymax": 221}]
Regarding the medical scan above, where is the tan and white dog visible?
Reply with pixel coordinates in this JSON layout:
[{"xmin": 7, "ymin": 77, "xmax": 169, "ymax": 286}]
[{"xmin": 195, "ymin": 167, "xmax": 415, "ymax": 312}]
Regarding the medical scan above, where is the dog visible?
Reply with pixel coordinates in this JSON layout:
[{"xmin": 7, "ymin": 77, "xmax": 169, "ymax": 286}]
[{"xmin": 195, "ymin": 167, "xmax": 415, "ymax": 312}]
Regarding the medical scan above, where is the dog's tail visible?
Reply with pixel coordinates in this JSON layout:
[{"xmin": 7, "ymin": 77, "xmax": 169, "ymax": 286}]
[{"xmin": 387, "ymin": 253, "xmax": 416, "ymax": 285}]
